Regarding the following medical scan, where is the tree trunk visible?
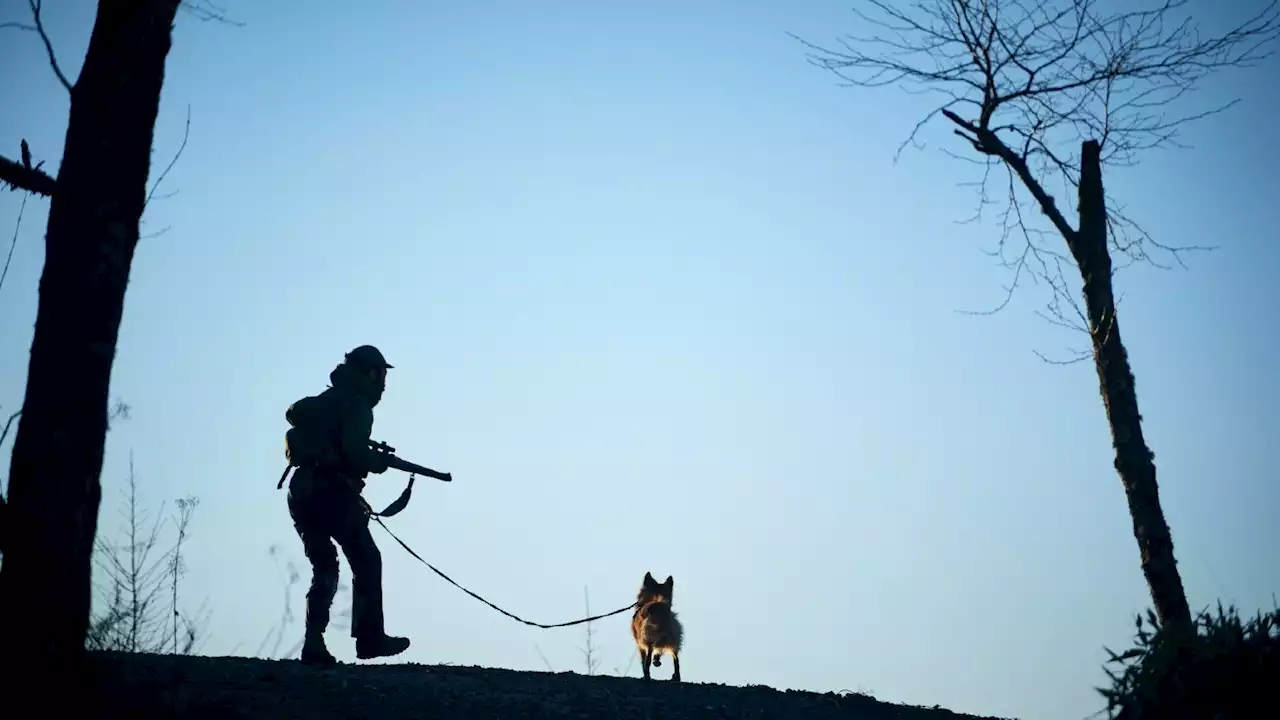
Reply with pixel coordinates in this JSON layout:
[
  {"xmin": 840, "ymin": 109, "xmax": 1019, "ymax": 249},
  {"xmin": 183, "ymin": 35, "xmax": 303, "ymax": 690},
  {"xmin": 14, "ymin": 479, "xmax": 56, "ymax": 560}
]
[
  {"xmin": 1071, "ymin": 139, "xmax": 1193, "ymax": 634},
  {"xmin": 0, "ymin": 0, "xmax": 182, "ymax": 689}
]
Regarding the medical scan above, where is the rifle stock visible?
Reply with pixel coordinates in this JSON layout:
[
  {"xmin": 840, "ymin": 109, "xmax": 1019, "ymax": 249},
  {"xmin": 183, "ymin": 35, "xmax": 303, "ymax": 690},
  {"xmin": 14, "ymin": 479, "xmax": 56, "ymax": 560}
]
[{"xmin": 369, "ymin": 440, "xmax": 453, "ymax": 482}]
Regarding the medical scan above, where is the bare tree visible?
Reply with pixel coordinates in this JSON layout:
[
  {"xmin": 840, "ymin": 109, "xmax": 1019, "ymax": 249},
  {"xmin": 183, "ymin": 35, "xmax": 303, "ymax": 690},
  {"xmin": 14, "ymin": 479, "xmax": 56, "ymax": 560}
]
[
  {"xmin": 249, "ymin": 544, "xmax": 307, "ymax": 661},
  {"xmin": 532, "ymin": 585, "xmax": 637, "ymax": 677},
  {"xmin": 0, "ymin": 0, "xmax": 236, "ymax": 684},
  {"xmin": 792, "ymin": 0, "xmax": 1280, "ymax": 636},
  {"xmin": 168, "ymin": 496, "xmax": 202, "ymax": 653},
  {"xmin": 85, "ymin": 454, "xmax": 207, "ymax": 655},
  {"xmin": 227, "ymin": 544, "xmax": 352, "ymax": 661},
  {"xmin": 579, "ymin": 586, "xmax": 602, "ymax": 676}
]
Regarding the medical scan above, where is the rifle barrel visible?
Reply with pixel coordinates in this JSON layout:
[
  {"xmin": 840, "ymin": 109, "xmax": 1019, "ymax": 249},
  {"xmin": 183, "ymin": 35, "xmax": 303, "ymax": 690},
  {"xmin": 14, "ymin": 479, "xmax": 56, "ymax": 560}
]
[{"xmin": 386, "ymin": 455, "xmax": 452, "ymax": 482}]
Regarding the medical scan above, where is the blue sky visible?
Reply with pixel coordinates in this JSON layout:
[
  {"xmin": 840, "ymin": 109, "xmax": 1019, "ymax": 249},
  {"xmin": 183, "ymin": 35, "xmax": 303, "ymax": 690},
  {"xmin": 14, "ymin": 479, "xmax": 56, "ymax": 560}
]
[{"xmin": 2, "ymin": 1, "xmax": 1277, "ymax": 718}]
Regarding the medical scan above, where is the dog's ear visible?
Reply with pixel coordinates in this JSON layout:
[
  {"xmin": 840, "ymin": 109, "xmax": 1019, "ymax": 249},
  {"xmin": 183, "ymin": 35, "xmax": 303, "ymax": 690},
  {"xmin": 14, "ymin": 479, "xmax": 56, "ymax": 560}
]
[
  {"xmin": 663, "ymin": 575, "xmax": 673, "ymax": 588},
  {"xmin": 643, "ymin": 571, "xmax": 655, "ymax": 586}
]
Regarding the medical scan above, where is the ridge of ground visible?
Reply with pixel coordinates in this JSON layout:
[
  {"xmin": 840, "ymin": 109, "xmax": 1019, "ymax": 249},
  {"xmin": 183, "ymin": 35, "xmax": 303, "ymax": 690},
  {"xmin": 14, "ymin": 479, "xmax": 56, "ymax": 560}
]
[{"xmin": 85, "ymin": 650, "xmax": 1017, "ymax": 720}]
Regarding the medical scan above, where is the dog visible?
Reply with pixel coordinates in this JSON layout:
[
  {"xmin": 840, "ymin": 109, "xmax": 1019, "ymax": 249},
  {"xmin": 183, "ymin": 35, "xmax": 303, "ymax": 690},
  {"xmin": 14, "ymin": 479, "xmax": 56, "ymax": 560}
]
[{"xmin": 631, "ymin": 571, "xmax": 682, "ymax": 681}]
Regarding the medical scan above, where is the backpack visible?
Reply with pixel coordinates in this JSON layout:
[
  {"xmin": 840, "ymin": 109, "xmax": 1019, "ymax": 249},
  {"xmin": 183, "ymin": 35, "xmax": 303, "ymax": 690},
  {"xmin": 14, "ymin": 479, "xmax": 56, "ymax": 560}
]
[
  {"xmin": 275, "ymin": 390, "xmax": 416, "ymax": 519},
  {"xmin": 277, "ymin": 390, "xmax": 353, "ymax": 489}
]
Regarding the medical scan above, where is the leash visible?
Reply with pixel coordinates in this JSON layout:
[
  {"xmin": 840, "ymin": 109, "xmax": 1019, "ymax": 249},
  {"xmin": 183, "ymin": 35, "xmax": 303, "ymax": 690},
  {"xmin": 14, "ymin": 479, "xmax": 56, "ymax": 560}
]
[
  {"xmin": 281, "ymin": 464, "xmax": 636, "ymax": 628},
  {"xmin": 370, "ymin": 515, "xmax": 638, "ymax": 629}
]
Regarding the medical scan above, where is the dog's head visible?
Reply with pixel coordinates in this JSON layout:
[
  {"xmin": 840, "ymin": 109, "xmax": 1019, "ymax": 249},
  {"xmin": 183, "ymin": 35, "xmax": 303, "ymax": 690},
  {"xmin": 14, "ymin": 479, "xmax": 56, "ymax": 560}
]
[{"xmin": 637, "ymin": 571, "xmax": 674, "ymax": 605}]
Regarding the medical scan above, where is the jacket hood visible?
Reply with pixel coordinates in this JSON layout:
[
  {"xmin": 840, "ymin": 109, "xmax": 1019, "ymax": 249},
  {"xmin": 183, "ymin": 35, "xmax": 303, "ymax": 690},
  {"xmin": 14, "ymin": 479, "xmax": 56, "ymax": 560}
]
[{"xmin": 329, "ymin": 361, "xmax": 384, "ymax": 407}]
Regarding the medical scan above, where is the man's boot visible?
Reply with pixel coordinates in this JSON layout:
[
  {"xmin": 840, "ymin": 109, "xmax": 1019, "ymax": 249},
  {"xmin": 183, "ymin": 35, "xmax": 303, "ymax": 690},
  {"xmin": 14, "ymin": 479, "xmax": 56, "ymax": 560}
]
[
  {"xmin": 355, "ymin": 633, "xmax": 411, "ymax": 660},
  {"xmin": 300, "ymin": 630, "xmax": 337, "ymax": 667}
]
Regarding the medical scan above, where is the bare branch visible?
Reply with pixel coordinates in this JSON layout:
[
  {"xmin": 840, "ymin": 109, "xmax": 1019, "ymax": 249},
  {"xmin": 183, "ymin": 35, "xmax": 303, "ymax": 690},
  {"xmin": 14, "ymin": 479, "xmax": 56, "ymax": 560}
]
[
  {"xmin": 181, "ymin": 1, "xmax": 246, "ymax": 26},
  {"xmin": 0, "ymin": 150, "xmax": 56, "ymax": 197},
  {"xmin": 254, "ymin": 545, "xmax": 302, "ymax": 659},
  {"xmin": 533, "ymin": 644, "xmax": 555, "ymax": 672},
  {"xmin": 28, "ymin": 0, "xmax": 72, "ymax": 92},
  {"xmin": 139, "ymin": 225, "xmax": 173, "ymax": 241},
  {"xmin": 1033, "ymin": 347, "xmax": 1094, "ymax": 365},
  {"xmin": 131, "ymin": 105, "xmax": 192, "ymax": 242},
  {"xmin": 943, "ymin": 106, "xmax": 1080, "ymax": 239},
  {"xmin": 144, "ymin": 105, "xmax": 192, "ymax": 210},
  {"xmin": 0, "ymin": 409, "xmax": 20, "ymax": 448},
  {"xmin": 1, "ymin": 193, "xmax": 28, "ymax": 297}
]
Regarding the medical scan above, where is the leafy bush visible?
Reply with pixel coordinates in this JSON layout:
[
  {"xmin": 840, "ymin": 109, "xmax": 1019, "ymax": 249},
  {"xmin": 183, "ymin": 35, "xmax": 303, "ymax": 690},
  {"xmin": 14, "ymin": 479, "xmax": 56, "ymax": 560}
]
[{"xmin": 1098, "ymin": 601, "xmax": 1279, "ymax": 720}]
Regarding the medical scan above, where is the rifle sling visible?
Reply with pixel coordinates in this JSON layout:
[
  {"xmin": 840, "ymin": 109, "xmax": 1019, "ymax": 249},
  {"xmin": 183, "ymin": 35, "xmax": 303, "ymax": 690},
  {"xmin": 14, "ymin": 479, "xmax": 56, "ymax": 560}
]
[{"xmin": 370, "ymin": 476, "xmax": 415, "ymax": 517}]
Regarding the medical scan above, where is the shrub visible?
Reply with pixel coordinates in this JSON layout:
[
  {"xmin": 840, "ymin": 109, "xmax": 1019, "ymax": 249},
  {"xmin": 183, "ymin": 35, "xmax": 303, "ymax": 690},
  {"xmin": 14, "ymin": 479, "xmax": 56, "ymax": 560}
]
[{"xmin": 1097, "ymin": 600, "xmax": 1279, "ymax": 720}]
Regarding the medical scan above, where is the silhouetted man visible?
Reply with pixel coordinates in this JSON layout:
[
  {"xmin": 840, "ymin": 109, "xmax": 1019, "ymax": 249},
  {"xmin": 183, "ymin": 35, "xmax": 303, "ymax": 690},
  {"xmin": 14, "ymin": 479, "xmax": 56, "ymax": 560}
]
[{"xmin": 282, "ymin": 344, "xmax": 410, "ymax": 666}]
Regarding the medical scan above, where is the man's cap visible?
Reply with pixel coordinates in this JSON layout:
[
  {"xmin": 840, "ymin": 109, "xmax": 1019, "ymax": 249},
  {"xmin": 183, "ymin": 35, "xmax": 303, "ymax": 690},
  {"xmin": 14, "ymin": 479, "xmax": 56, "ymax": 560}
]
[{"xmin": 345, "ymin": 345, "xmax": 394, "ymax": 370}]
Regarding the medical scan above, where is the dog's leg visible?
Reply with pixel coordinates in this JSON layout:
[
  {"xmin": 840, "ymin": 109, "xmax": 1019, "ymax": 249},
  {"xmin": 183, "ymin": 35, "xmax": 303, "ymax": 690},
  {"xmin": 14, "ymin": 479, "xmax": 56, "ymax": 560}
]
[
  {"xmin": 671, "ymin": 651, "xmax": 681, "ymax": 682},
  {"xmin": 640, "ymin": 647, "xmax": 652, "ymax": 680}
]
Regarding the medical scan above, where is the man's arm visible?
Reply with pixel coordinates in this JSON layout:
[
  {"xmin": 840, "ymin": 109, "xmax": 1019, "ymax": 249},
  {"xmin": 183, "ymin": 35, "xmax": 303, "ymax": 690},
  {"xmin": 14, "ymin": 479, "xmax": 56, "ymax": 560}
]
[{"xmin": 339, "ymin": 404, "xmax": 390, "ymax": 477}]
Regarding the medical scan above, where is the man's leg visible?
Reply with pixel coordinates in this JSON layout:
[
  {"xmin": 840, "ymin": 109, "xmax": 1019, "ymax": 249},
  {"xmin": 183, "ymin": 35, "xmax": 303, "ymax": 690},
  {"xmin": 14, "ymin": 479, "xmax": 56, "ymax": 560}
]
[
  {"xmin": 289, "ymin": 495, "xmax": 340, "ymax": 667},
  {"xmin": 340, "ymin": 522, "xmax": 384, "ymax": 640},
  {"xmin": 332, "ymin": 499, "xmax": 410, "ymax": 660}
]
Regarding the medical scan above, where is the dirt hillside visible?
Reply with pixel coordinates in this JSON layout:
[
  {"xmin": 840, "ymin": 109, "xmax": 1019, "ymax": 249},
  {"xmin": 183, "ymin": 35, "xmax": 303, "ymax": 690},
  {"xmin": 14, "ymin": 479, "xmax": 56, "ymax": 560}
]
[{"xmin": 84, "ymin": 650, "xmax": 1016, "ymax": 719}]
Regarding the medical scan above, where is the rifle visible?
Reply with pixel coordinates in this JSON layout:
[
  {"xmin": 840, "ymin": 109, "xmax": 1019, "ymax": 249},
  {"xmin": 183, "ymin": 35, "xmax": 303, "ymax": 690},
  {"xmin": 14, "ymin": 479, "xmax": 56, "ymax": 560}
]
[
  {"xmin": 275, "ymin": 439, "xmax": 451, "ymax": 518},
  {"xmin": 368, "ymin": 440, "xmax": 453, "ymax": 483},
  {"xmin": 351, "ymin": 440, "xmax": 452, "ymax": 519}
]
